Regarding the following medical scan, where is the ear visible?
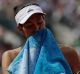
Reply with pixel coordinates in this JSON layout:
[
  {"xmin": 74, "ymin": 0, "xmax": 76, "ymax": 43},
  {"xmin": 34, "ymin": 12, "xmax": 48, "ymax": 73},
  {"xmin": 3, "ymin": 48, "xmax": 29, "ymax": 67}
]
[{"xmin": 17, "ymin": 24, "xmax": 24, "ymax": 33}]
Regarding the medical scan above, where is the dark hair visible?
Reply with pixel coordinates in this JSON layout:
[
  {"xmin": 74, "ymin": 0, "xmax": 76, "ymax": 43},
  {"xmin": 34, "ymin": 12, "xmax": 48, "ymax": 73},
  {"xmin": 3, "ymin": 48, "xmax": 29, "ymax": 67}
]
[{"xmin": 14, "ymin": 3, "xmax": 40, "ymax": 15}]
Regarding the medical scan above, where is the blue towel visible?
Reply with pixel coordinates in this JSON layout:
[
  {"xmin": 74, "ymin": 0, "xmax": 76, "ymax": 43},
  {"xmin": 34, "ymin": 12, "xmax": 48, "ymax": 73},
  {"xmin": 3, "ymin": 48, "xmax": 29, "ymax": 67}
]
[{"xmin": 7, "ymin": 28, "xmax": 72, "ymax": 74}]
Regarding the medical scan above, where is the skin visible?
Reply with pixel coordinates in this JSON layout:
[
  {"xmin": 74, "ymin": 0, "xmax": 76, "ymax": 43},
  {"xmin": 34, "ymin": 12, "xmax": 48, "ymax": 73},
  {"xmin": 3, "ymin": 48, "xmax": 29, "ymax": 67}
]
[
  {"xmin": 2, "ymin": 47, "xmax": 21, "ymax": 74},
  {"xmin": 2, "ymin": 13, "xmax": 45, "ymax": 74},
  {"xmin": 60, "ymin": 44, "xmax": 80, "ymax": 74}
]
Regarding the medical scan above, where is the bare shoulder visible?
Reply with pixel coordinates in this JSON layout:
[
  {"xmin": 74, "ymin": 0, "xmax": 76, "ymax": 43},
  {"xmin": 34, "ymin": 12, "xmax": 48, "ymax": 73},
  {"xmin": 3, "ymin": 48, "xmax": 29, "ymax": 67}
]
[
  {"xmin": 2, "ymin": 47, "xmax": 22, "ymax": 74},
  {"xmin": 2, "ymin": 47, "xmax": 22, "ymax": 63},
  {"xmin": 59, "ymin": 44, "xmax": 77, "ymax": 54},
  {"xmin": 59, "ymin": 45, "xmax": 80, "ymax": 74}
]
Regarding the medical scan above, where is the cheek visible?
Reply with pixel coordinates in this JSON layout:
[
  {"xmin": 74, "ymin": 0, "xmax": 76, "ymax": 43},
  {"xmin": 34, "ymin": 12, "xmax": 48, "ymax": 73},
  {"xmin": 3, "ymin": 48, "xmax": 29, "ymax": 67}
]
[
  {"xmin": 22, "ymin": 26, "xmax": 38, "ymax": 36},
  {"xmin": 40, "ymin": 21, "xmax": 45, "ymax": 29}
]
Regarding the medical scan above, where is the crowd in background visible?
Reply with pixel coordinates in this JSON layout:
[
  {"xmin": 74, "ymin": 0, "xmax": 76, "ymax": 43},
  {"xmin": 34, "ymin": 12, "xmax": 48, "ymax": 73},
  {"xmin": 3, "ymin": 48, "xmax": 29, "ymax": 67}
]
[{"xmin": 0, "ymin": 0, "xmax": 80, "ymax": 73}]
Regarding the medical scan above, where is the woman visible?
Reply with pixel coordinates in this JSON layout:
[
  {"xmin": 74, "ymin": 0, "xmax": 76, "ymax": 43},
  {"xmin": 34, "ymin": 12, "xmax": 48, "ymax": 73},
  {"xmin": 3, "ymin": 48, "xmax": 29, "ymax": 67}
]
[{"xmin": 2, "ymin": 4, "xmax": 73, "ymax": 74}]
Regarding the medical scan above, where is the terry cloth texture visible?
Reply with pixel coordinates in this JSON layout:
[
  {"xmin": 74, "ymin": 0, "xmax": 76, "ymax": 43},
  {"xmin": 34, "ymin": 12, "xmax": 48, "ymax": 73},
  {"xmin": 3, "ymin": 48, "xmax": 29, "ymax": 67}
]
[{"xmin": 7, "ymin": 28, "xmax": 72, "ymax": 74}]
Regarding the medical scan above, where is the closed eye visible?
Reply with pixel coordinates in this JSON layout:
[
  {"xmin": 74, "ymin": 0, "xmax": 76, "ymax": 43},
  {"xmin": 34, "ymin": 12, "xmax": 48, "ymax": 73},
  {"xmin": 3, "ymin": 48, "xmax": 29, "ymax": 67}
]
[{"xmin": 24, "ymin": 23, "xmax": 33, "ymax": 28}]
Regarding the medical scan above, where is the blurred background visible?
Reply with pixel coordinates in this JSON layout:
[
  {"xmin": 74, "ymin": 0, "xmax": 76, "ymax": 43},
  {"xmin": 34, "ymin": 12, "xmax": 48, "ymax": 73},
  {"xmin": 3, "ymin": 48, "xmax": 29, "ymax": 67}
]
[{"xmin": 0, "ymin": 0, "xmax": 80, "ymax": 73}]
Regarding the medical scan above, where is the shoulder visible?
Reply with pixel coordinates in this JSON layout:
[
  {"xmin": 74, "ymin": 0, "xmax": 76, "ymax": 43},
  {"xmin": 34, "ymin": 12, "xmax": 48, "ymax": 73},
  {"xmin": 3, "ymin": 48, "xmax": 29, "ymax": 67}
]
[
  {"xmin": 59, "ymin": 44, "xmax": 77, "ymax": 54},
  {"xmin": 59, "ymin": 44, "xmax": 79, "ymax": 64},
  {"xmin": 2, "ymin": 47, "xmax": 22, "ymax": 63},
  {"xmin": 59, "ymin": 44, "xmax": 80, "ymax": 74},
  {"xmin": 2, "ymin": 47, "xmax": 22, "ymax": 74},
  {"xmin": 59, "ymin": 44, "xmax": 79, "ymax": 60}
]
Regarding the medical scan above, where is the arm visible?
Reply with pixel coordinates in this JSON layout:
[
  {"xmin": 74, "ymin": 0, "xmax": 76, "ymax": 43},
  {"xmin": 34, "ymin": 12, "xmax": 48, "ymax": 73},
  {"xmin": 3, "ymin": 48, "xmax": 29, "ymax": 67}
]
[
  {"xmin": 2, "ymin": 51, "xmax": 11, "ymax": 74},
  {"xmin": 60, "ymin": 44, "xmax": 80, "ymax": 74}
]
